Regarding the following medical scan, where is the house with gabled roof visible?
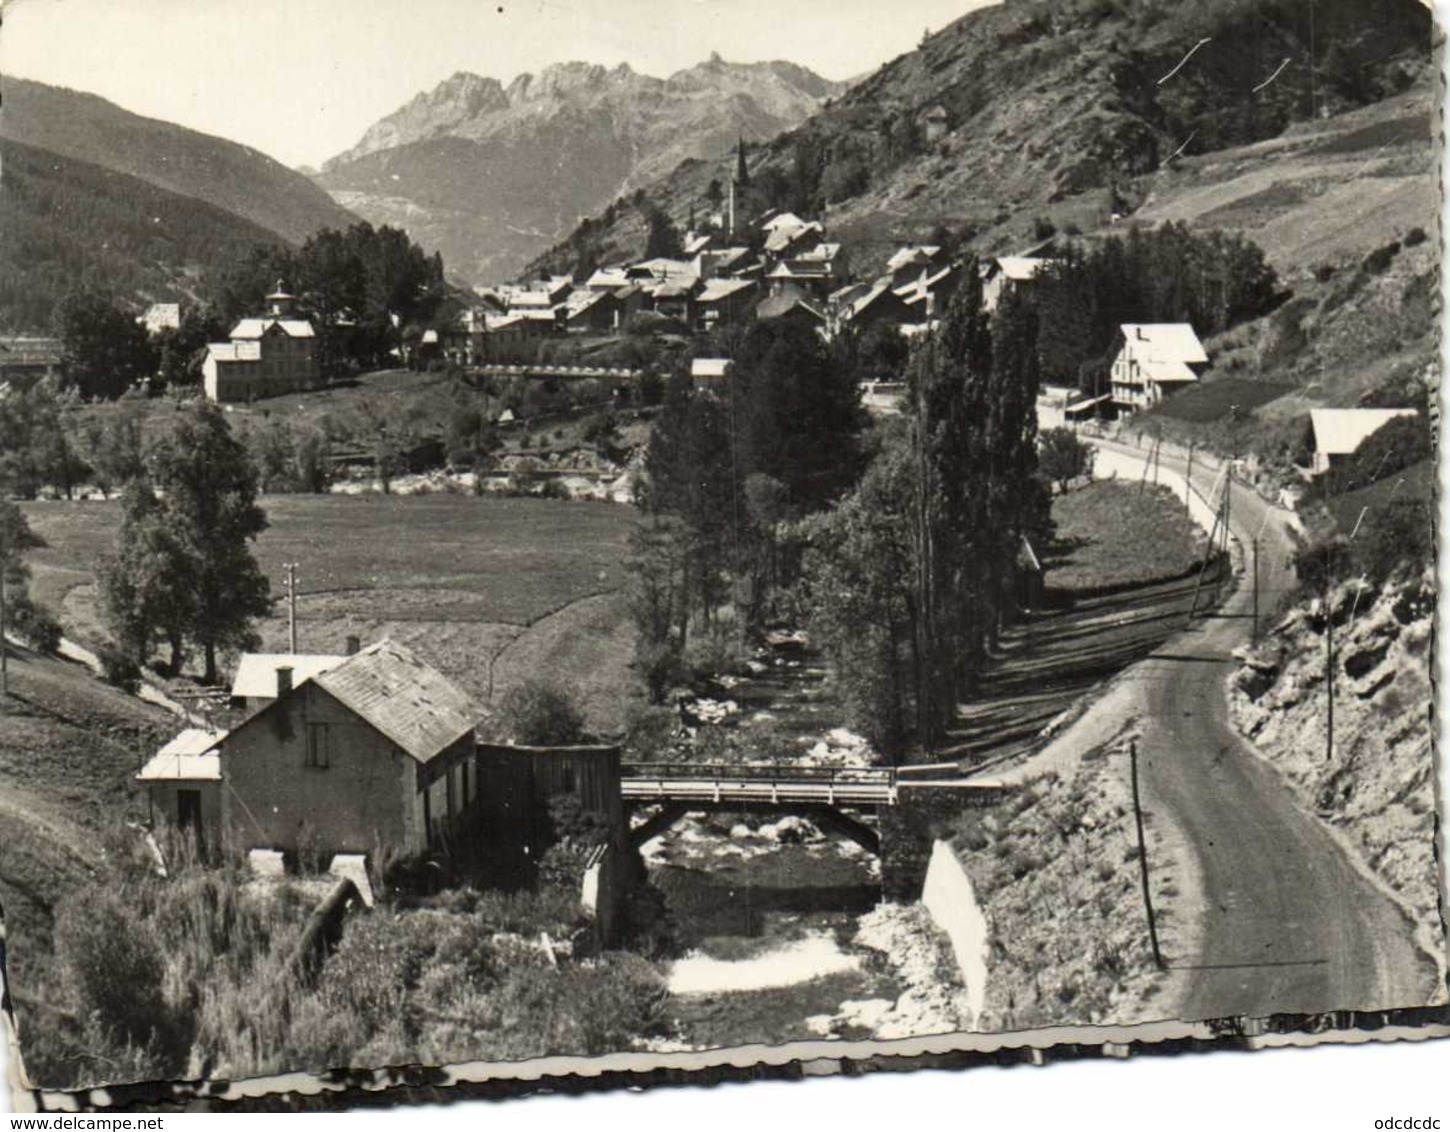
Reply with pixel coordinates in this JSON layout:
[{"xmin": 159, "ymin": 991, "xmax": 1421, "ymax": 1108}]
[
  {"xmin": 201, "ymin": 640, "xmax": 484, "ymax": 857},
  {"xmin": 695, "ymin": 277, "xmax": 758, "ymax": 330},
  {"xmin": 138, "ymin": 302, "xmax": 182, "ymax": 336},
  {"xmin": 982, "ymin": 255, "xmax": 1050, "ymax": 313},
  {"xmin": 1109, "ymin": 323, "xmax": 1209, "ymax": 413},
  {"xmin": 202, "ymin": 281, "xmax": 319, "ymax": 403},
  {"xmin": 1308, "ymin": 408, "xmax": 1419, "ymax": 475}
]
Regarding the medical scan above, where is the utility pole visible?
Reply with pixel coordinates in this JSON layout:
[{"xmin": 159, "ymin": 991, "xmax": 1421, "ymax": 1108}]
[
  {"xmin": 1324, "ymin": 543, "xmax": 1334, "ymax": 764},
  {"xmin": 285, "ymin": 563, "xmax": 298, "ymax": 654},
  {"xmin": 1215, "ymin": 464, "xmax": 1232, "ymax": 608},
  {"xmin": 1184, "ymin": 441, "xmax": 1195, "ymax": 516},
  {"xmin": 0, "ymin": 528, "xmax": 7, "ymax": 699},
  {"xmin": 1130, "ymin": 741, "xmax": 1165, "ymax": 970},
  {"xmin": 1251, "ymin": 536, "xmax": 1260, "ymax": 641}
]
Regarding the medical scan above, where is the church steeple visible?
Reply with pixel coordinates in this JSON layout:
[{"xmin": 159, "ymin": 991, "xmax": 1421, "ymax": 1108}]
[{"xmin": 265, "ymin": 279, "xmax": 298, "ymax": 318}]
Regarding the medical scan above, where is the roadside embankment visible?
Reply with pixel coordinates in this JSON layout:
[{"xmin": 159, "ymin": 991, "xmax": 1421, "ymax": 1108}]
[{"xmin": 1227, "ymin": 570, "xmax": 1444, "ymax": 982}]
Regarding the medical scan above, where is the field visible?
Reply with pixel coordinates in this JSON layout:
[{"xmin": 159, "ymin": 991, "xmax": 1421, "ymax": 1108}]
[
  {"xmin": 1149, "ymin": 376, "xmax": 1295, "ymax": 425},
  {"xmin": 22, "ymin": 493, "xmax": 644, "ymax": 736},
  {"xmin": 940, "ymin": 478, "xmax": 1212, "ymax": 768},
  {"xmin": 1043, "ymin": 480, "xmax": 1203, "ymax": 595}
]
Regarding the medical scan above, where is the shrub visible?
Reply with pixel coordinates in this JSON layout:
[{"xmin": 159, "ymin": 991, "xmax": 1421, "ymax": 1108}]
[
  {"xmin": 496, "ymin": 678, "xmax": 588, "ymax": 745},
  {"xmin": 1352, "ymin": 501, "xmax": 1434, "ymax": 584},
  {"xmin": 683, "ymin": 621, "xmax": 749, "ymax": 678},
  {"xmin": 1038, "ymin": 427, "xmax": 1096, "ymax": 492},
  {"xmin": 1404, "ymin": 226, "xmax": 1428, "ymax": 248},
  {"xmin": 1362, "ymin": 241, "xmax": 1401, "ymax": 275},
  {"xmin": 321, "ymin": 910, "xmax": 440, "ymax": 1035},
  {"xmin": 54, "ymin": 890, "xmax": 186, "ymax": 1065},
  {"xmin": 6, "ymin": 593, "xmax": 62, "ymax": 653}
]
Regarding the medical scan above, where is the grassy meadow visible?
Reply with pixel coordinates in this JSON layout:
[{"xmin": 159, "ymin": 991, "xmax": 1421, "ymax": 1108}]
[
  {"xmin": 1043, "ymin": 480, "xmax": 1204, "ymax": 595},
  {"xmin": 22, "ymin": 493, "xmax": 644, "ymax": 735}
]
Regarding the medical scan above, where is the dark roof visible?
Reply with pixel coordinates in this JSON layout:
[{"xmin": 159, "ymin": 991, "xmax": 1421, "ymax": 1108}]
[
  {"xmin": 756, "ymin": 293, "xmax": 826, "ymax": 322},
  {"xmin": 307, "ymin": 640, "xmax": 479, "ymax": 763}
]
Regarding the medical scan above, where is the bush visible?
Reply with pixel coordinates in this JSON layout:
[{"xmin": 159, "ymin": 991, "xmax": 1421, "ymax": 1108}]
[
  {"xmin": 54, "ymin": 890, "xmax": 186, "ymax": 1066},
  {"xmin": 6, "ymin": 593, "xmax": 62, "ymax": 653},
  {"xmin": 496, "ymin": 678, "xmax": 588, "ymax": 745},
  {"xmin": 1352, "ymin": 501, "xmax": 1434, "ymax": 584},
  {"xmin": 1404, "ymin": 226, "xmax": 1428, "ymax": 248},
  {"xmin": 1038, "ymin": 427, "xmax": 1095, "ymax": 492},
  {"xmin": 1362, "ymin": 241, "xmax": 1400, "ymax": 275}
]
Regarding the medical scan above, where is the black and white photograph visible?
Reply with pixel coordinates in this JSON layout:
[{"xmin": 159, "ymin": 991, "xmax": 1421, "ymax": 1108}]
[{"xmin": 0, "ymin": 0, "xmax": 1444, "ymax": 1117}]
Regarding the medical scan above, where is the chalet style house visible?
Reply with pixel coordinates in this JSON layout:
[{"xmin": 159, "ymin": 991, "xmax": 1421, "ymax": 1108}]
[{"xmin": 1109, "ymin": 323, "xmax": 1208, "ymax": 413}]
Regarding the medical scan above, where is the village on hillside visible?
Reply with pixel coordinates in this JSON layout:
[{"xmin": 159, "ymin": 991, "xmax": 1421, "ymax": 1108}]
[{"xmin": 0, "ymin": 0, "xmax": 1443, "ymax": 1114}]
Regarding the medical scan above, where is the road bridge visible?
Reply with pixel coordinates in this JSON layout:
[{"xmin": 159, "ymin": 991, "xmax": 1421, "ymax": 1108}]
[
  {"xmin": 473, "ymin": 363, "xmax": 643, "ymax": 381},
  {"xmin": 620, "ymin": 763, "xmax": 1007, "ymax": 855}
]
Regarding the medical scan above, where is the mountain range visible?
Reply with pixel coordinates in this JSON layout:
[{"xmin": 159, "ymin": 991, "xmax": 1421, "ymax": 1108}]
[
  {"xmin": 313, "ymin": 55, "xmax": 847, "ymax": 284},
  {"xmin": 527, "ymin": 0, "xmax": 1431, "ymax": 280}
]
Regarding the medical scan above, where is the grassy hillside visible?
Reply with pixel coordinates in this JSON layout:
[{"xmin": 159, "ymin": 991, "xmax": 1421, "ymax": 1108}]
[
  {"xmin": 527, "ymin": 0, "xmax": 1430, "ymax": 279},
  {"xmin": 0, "ymin": 139, "xmax": 289, "ymax": 331},
  {"xmin": 1, "ymin": 78, "xmax": 358, "ymax": 246},
  {"xmin": 0, "ymin": 645, "xmax": 174, "ymax": 1014}
]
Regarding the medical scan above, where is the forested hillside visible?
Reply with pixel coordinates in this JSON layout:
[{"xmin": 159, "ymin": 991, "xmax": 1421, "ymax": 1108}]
[
  {"xmin": 2, "ymin": 78, "xmax": 358, "ymax": 245},
  {"xmin": 0, "ymin": 140, "xmax": 289, "ymax": 332}
]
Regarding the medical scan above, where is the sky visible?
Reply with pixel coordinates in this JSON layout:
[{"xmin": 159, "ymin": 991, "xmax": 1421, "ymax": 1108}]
[{"xmin": 0, "ymin": 0, "xmax": 994, "ymax": 169}]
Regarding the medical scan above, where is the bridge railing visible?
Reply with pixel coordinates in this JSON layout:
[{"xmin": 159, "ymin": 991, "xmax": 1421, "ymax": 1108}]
[{"xmin": 621, "ymin": 762, "xmax": 894, "ymax": 785}]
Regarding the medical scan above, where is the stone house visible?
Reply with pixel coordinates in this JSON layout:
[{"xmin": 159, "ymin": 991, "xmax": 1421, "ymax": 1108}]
[{"xmin": 144, "ymin": 640, "xmax": 484, "ymax": 859}]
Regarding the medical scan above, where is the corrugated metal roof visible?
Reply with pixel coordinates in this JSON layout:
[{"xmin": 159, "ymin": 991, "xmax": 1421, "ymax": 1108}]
[
  {"xmin": 1310, "ymin": 409, "xmax": 1418, "ymax": 456},
  {"xmin": 138, "ymin": 728, "xmax": 226, "ymax": 781},
  {"xmin": 312, "ymin": 640, "xmax": 480, "ymax": 764},
  {"xmin": 231, "ymin": 653, "xmax": 348, "ymax": 699}
]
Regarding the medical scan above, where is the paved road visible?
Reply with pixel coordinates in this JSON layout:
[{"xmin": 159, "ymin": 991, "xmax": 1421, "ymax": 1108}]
[{"xmin": 1066, "ymin": 437, "xmax": 1437, "ymax": 1019}]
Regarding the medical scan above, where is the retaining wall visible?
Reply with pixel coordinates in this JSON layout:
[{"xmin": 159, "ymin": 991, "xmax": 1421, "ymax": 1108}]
[{"xmin": 921, "ymin": 839, "xmax": 989, "ymax": 1023}]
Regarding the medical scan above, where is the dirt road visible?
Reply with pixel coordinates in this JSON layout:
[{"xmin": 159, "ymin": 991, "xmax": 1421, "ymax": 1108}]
[{"xmin": 1017, "ymin": 437, "xmax": 1440, "ymax": 1019}]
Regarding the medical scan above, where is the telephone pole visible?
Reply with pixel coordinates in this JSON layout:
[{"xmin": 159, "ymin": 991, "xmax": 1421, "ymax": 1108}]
[
  {"xmin": 285, "ymin": 563, "xmax": 299, "ymax": 654},
  {"xmin": 1324, "ymin": 544, "xmax": 1334, "ymax": 764},
  {"xmin": 1, "ymin": 533, "xmax": 8, "ymax": 699},
  {"xmin": 1130, "ymin": 740, "xmax": 1165, "ymax": 970},
  {"xmin": 1184, "ymin": 441, "xmax": 1195, "ymax": 517}
]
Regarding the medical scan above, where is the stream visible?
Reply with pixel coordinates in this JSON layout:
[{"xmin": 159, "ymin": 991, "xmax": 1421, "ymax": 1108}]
[{"xmin": 639, "ymin": 631, "xmax": 959, "ymax": 1049}]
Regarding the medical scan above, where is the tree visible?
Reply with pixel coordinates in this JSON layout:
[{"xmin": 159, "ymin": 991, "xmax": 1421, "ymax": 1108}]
[
  {"xmin": 1038, "ymin": 427, "xmax": 1096, "ymax": 493},
  {"xmin": 140, "ymin": 402, "xmax": 270, "ymax": 682},
  {"xmin": 642, "ymin": 206, "xmax": 683, "ymax": 260},
  {"xmin": 1, "ymin": 500, "xmax": 54, "ymax": 685},
  {"xmin": 0, "ymin": 378, "xmax": 85, "ymax": 499},
  {"xmin": 81, "ymin": 402, "xmax": 146, "ymax": 497},
  {"xmin": 798, "ymin": 437, "xmax": 918, "ymax": 758},
  {"xmin": 496, "ymin": 679, "xmax": 587, "ymax": 745},
  {"xmin": 626, "ymin": 513, "xmax": 690, "ymax": 702},
  {"xmin": 154, "ymin": 306, "xmax": 224, "ymax": 390},
  {"xmin": 445, "ymin": 400, "xmax": 499, "ymax": 490},
  {"xmin": 52, "ymin": 291, "xmax": 156, "ymax": 401},
  {"xmin": 98, "ymin": 482, "xmax": 195, "ymax": 672}
]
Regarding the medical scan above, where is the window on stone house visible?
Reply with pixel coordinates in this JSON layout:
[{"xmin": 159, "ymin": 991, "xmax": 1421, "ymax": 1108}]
[{"xmin": 306, "ymin": 723, "xmax": 330, "ymax": 768}]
